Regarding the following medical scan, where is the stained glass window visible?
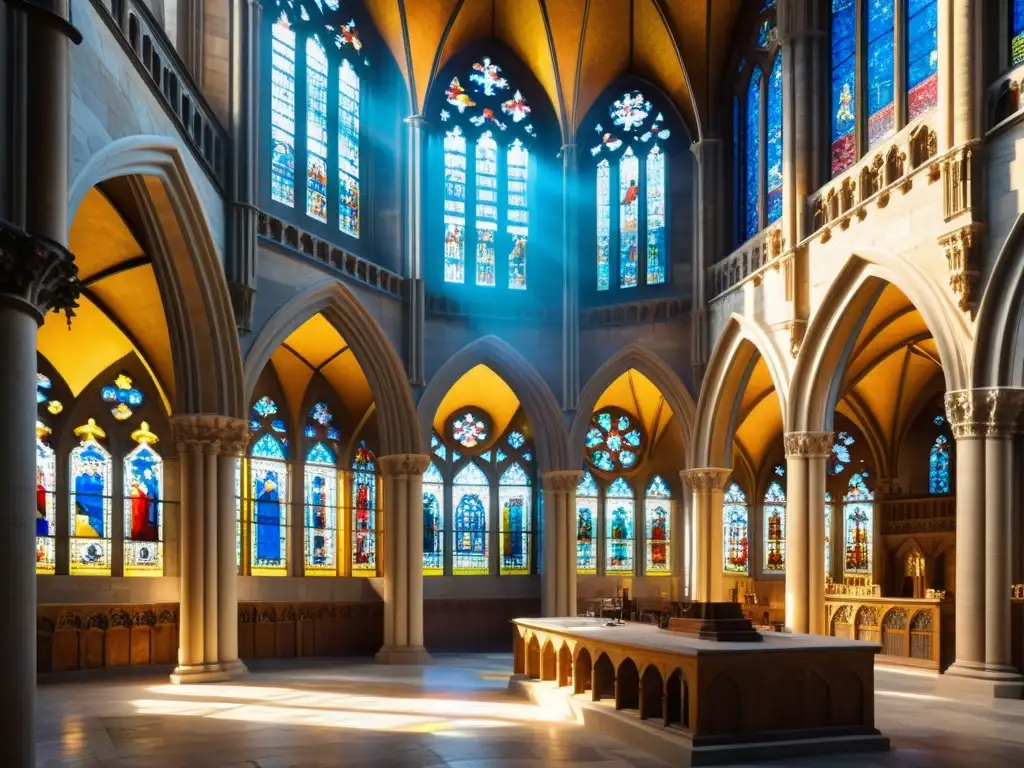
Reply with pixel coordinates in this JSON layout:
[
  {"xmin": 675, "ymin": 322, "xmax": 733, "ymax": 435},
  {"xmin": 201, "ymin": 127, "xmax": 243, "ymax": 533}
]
[
  {"xmin": 585, "ymin": 410, "xmax": 642, "ymax": 473},
  {"xmin": 69, "ymin": 419, "xmax": 113, "ymax": 576},
  {"xmin": 645, "ymin": 145, "xmax": 666, "ymax": 285},
  {"xmin": 905, "ymin": 0, "xmax": 938, "ymax": 122},
  {"xmin": 507, "ymin": 139, "xmax": 529, "ymax": 289},
  {"xmin": 36, "ymin": 423, "xmax": 56, "ymax": 575},
  {"xmin": 619, "ymin": 148, "xmax": 640, "ymax": 288},
  {"xmin": 596, "ymin": 160, "xmax": 611, "ymax": 291},
  {"xmin": 825, "ymin": 490, "xmax": 833, "ymax": 576},
  {"xmin": 452, "ymin": 411, "xmax": 488, "ymax": 448},
  {"xmin": 929, "ymin": 434, "xmax": 950, "ymax": 494},
  {"xmin": 827, "ymin": 431, "xmax": 856, "ymax": 475},
  {"xmin": 507, "ymin": 431, "xmax": 525, "ymax": 450},
  {"xmin": 338, "ymin": 58, "xmax": 360, "ymax": 237},
  {"xmin": 866, "ymin": 0, "xmax": 895, "ymax": 146},
  {"xmin": 306, "ymin": 36, "xmax": 329, "ymax": 222},
  {"xmin": 444, "ymin": 126, "xmax": 467, "ymax": 283},
  {"xmin": 453, "ymin": 462, "xmax": 489, "ymax": 574},
  {"xmin": 251, "ymin": 433, "xmax": 288, "ymax": 575},
  {"xmin": 576, "ymin": 471, "xmax": 598, "ymax": 573},
  {"xmin": 744, "ymin": 69, "xmax": 762, "ymax": 240},
  {"xmin": 1013, "ymin": 0, "xmax": 1024, "ymax": 67},
  {"xmin": 763, "ymin": 481, "xmax": 786, "ymax": 572},
  {"xmin": 475, "ymin": 132, "xmax": 498, "ymax": 286},
  {"xmin": 723, "ymin": 482, "xmax": 749, "ymax": 574},
  {"xmin": 304, "ymin": 442, "xmax": 337, "ymax": 575},
  {"xmin": 844, "ymin": 472, "xmax": 873, "ymax": 575},
  {"xmin": 644, "ymin": 476, "xmax": 670, "ymax": 574},
  {"xmin": 606, "ymin": 477, "xmax": 634, "ymax": 573},
  {"xmin": 499, "ymin": 462, "xmax": 531, "ymax": 574},
  {"xmin": 831, "ymin": 0, "xmax": 856, "ymax": 176},
  {"xmin": 235, "ymin": 456, "xmax": 243, "ymax": 572},
  {"xmin": 766, "ymin": 54, "xmax": 783, "ymax": 225},
  {"xmin": 270, "ymin": 14, "xmax": 296, "ymax": 206},
  {"xmin": 101, "ymin": 374, "xmax": 144, "ymax": 421},
  {"xmin": 351, "ymin": 441, "xmax": 377, "ymax": 573},
  {"xmin": 423, "ymin": 462, "xmax": 444, "ymax": 575},
  {"xmin": 123, "ymin": 422, "xmax": 163, "ymax": 576},
  {"xmin": 733, "ymin": 96, "xmax": 741, "ymax": 245}
]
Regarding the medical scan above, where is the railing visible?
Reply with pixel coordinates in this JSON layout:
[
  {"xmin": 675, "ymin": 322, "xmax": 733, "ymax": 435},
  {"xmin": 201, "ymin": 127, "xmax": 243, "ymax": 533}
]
[
  {"xmin": 706, "ymin": 223, "xmax": 783, "ymax": 299},
  {"xmin": 257, "ymin": 212, "xmax": 405, "ymax": 300},
  {"xmin": 827, "ymin": 596, "xmax": 947, "ymax": 671},
  {"xmin": 880, "ymin": 495, "xmax": 955, "ymax": 535},
  {"xmin": 91, "ymin": 0, "xmax": 227, "ymax": 188},
  {"xmin": 580, "ymin": 296, "xmax": 689, "ymax": 328}
]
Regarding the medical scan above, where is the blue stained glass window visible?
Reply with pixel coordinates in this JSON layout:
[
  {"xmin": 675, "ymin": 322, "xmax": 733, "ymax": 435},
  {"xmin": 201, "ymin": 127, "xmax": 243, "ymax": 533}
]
[
  {"xmin": 270, "ymin": 14, "xmax": 296, "ymax": 206},
  {"xmin": 844, "ymin": 472, "xmax": 873, "ymax": 574},
  {"xmin": 507, "ymin": 139, "xmax": 529, "ymax": 290},
  {"xmin": 499, "ymin": 462, "xmax": 531, "ymax": 574},
  {"xmin": 831, "ymin": 0, "xmax": 856, "ymax": 176},
  {"xmin": 576, "ymin": 470, "xmax": 599, "ymax": 573},
  {"xmin": 304, "ymin": 442, "xmax": 336, "ymax": 573},
  {"xmin": 253, "ymin": 396, "xmax": 278, "ymax": 419},
  {"xmin": 453, "ymin": 462, "xmax": 489, "ymax": 574},
  {"xmin": 124, "ymin": 431, "xmax": 164, "ymax": 574},
  {"xmin": 906, "ymin": 0, "xmax": 938, "ymax": 121},
  {"xmin": 423, "ymin": 462, "xmax": 444, "ymax": 574},
  {"xmin": 101, "ymin": 374, "xmax": 144, "ymax": 421},
  {"xmin": 723, "ymin": 483, "xmax": 748, "ymax": 573},
  {"xmin": 1014, "ymin": 0, "xmax": 1024, "ymax": 67},
  {"xmin": 929, "ymin": 434, "xmax": 950, "ymax": 494},
  {"xmin": 606, "ymin": 478, "xmax": 635, "ymax": 573},
  {"xmin": 507, "ymin": 431, "xmax": 525, "ymax": 449},
  {"xmin": 763, "ymin": 481, "xmax": 786, "ymax": 572},
  {"xmin": 866, "ymin": 0, "xmax": 895, "ymax": 146},
  {"xmin": 306, "ymin": 36, "xmax": 329, "ymax": 222},
  {"xmin": 351, "ymin": 442, "xmax": 377, "ymax": 572},
  {"xmin": 645, "ymin": 145, "xmax": 666, "ymax": 285},
  {"xmin": 733, "ymin": 96, "xmax": 741, "ymax": 245},
  {"xmin": 474, "ymin": 131, "xmax": 498, "ymax": 287},
  {"xmin": 444, "ymin": 127, "xmax": 467, "ymax": 283},
  {"xmin": 251, "ymin": 432, "xmax": 288, "ymax": 572},
  {"xmin": 744, "ymin": 69, "xmax": 762, "ymax": 240},
  {"xmin": 69, "ymin": 422, "xmax": 113, "ymax": 576},
  {"xmin": 596, "ymin": 160, "xmax": 611, "ymax": 291},
  {"xmin": 338, "ymin": 59, "xmax": 360, "ymax": 237},
  {"xmin": 37, "ymin": 428, "xmax": 57, "ymax": 574},
  {"xmin": 766, "ymin": 54, "xmax": 783, "ymax": 224},
  {"xmin": 619, "ymin": 148, "xmax": 640, "ymax": 288}
]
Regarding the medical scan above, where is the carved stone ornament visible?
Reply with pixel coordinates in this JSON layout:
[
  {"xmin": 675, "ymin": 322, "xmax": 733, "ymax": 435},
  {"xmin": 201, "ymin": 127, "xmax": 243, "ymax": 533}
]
[
  {"xmin": 378, "ymin": 453, "xmax": 432, "ymax": 477},
  {"xmin": 0, "ymin": 220, "xmax": 80, "ymax": 325},
  {"xmin": 783, "ymin": 431, "xmax": 833, "ymax": 459},
  {"xmin": 170, "ymin": 415, "xmax": 249, "ymax": 455},
  {"xmin": 541, "ymin": 470, "xmax": 583, "ymax": 493},
  {"xmin": 680, "ymin": 468, "xmax": 732, "ymax": 493},
  {"xmin": 944, "ymin": 388, "xmax": 1024, "ymax": 439},
  {"xmin": 938, "ymin": 224, "xmax": 982, "ymax": 314}
]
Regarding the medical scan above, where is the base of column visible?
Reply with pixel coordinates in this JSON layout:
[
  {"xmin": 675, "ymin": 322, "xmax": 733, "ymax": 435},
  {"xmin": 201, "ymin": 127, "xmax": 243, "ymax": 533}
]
[
  {"xmin": 937, "ymin": 662, "xmax": 1024, "ymax": 699},
  {"xmin": 169, "ymin": 659, "xmax": 248, "ymax": 685},
  {"xmin": 375, "ymin": 645, "xmax": 431, "ymax": 665}
]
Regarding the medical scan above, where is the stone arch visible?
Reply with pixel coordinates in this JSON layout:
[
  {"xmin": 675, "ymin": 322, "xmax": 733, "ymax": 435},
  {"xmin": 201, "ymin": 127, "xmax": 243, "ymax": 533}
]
[
  {"xmin": 244, "ymin": 280, "xmax": 420, "ymax": 456},
  {"xmin": 541, "ymin": 640, "xmax": 557, "ymax": 681},
  {"xmin": 789, "ymin": 252, "xmax": 968, "ymax": 434},
  {"xmin": 418, "ymin": 335, "xmax": 568, "ymax": 474},
  {"xmin": 692, "ymin": 314, "xmax": 791, "ymax": 468},
  {"xmin": 665, "ymin": 668, "xmax": 687, "ymax": 727},
  {"xmin": 639, "ymin": 664, "xmax": 664, "ymax": 720},
  {"xmin": 570, "ymin": 344, "xmax": 698, "ymax": 463},
  {"xmin": 574, "ymin": 647, "xmax": 593, "ymax": 694},
  {"xmin": 557, "ymin": 642, "xmax": 572, "ymax": 686},
  {"xmin": 68, "ymin": 136, "xmax": 244, "ymax": 417},
  {"xmin": 615, "ymin": 657, "xmax": 640, "ymax": 710},
  {"xmin": 526, "ymin": 634, "xmax": 541, "ymax": 679},
  {"xmin": 593, "ymin": 652, "xmax": 615, "ymax": 700},
  {"xmin": 974, "ymin": 215, "xmax": 1024, "ymax": 387}
]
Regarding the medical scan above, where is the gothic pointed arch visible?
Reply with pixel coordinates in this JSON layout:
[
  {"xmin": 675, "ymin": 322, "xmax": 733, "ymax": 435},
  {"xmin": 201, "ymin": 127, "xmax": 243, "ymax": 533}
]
[{"xmin": 973, "ymin": 215, "xmax": 1024, "ymax": 387}]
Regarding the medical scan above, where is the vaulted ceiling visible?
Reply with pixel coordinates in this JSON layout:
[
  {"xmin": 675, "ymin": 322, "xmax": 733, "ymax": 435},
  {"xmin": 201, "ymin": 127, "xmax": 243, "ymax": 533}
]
[{"xmin": 362, "ymin": 0, "xmax": 746, "ymax": 140}]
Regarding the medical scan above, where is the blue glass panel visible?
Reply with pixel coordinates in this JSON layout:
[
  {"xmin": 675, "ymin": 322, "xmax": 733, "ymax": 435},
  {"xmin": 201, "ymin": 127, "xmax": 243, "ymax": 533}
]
[
  {"xmin": 645, "ymin": 145, "xmax": 666, "ymax": 285},
  {"xmin": 744, "ymin": 69, "xmax": 762, "ymax": 240},
  {"xmin": 929, "ymin": 434, "xmax": 950, "ymax": 494},
  {"xmin": 270, "ymin": 15, "xmax": 296, "ymax": 207},
  {"xmin": 252, "ymin": 433, "xmax": 286, "ymax": 460},
  {"xmin": 596, "ymin": 160, "xmax": 611, "ymax": 290},
  {"xmin": 831, "ymin": 0, "xmax": 856, "ymax": 176},
  {"xmin": 766, "ymin": 54, "xmax": 783, "ymax": 225},
  {"xmin": 906, "ymin": 0, "xmax": 938, "ymax": 120},
  {"xmin": 1014, "ymin": 0, "xmax": 1024, "ymax": 67},
  {"xmin": 619, "ymin": 149, "xmax": 640, "ymax": 288},
  {"xmin": 866, "ymin": 0, "xmax": 895, "ymax": 146},
  {"xmin": 443, "ymin": 127, "xmax": 467, "ymax": 283},
  {"xmin": 305, "ymin": 36, "xmax": 329, "ymax": 222},
  {"xmin": 338, "ymin": 59, "xmax": 360, "ymax": 237}
]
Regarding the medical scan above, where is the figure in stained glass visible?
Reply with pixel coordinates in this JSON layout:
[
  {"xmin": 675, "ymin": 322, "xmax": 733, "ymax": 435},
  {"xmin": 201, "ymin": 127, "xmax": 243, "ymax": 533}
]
[
  {"xmin": 125, "ymin": 424, "xmax": 160, "ymax": 542},
  {"xmin": 606, "ymin": 478, "xmax": 634, "ymax": 572},
  {"xmin": 69, "ymin": 419, "xmax": 113, "ymax": 575},
  {"xmin": 444, "ymin": 126, "xmax": 467, "ymax": 283},
  {"xmin": 423, "ymin": 462, "xmax": 444, "ymax": 573},
  {"xmin": 338, "ymin": 58, "xmax": 360, "ymax": 238},
  {"xmin": 766, "ymin": 54, "xmax": 783, "ymax": 224},
  {"xmin": 596, "ymin": 159, "xmax": 611, "ymax": 290},
  {"xmin": 36, "ymin": 423, "xmax": 56, "ymax": 573},
  {"xmin": 844, "ymin": 472, "xmax": 873, "ymax": 574},
  {"xmin": 763, "ymin": 481, "xmax": 786, "ymax": 572},
  {"xmin": 470, "ymin": 58, "xmax": 508, "ymax": 95},
  {"xmin": 646, "ymin": 145, "xmax": 666, "ymax": 285},
  {"xmin": 271, "ymin": 13, "xmax": 297, "ymax": 206},
  {"xmin": 619, "ymin": 148, "xmax": 640, "ymax": 288},
  {"xmin": 723, "ymin": 483, "xmax": 749, "ymax": 573},
  {"xmin": 866, "ymin": 0, "xmax": 895, "ymax": 146},
  {"xmin": 251, "ymin": 433, "xmax": 287, "ymax": 569},
  {"xmin": 831, "ymin": 0, "xmax": 857, "ymax": 175},
  {"xmin": 351, "ymin": 441, "xmax": 377, "ymax": 570},
  {"xmin": 929, "ymin": 434, "xmax": 950, "ymax": 494}
]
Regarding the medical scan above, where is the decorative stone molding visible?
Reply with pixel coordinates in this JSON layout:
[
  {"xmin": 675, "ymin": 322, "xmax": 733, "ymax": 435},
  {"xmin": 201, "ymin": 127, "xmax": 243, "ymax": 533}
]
[
  {"xmin": 944, "ymin": 388, "xmax": 1024, "ymax": 439},
  {"xmin": 938, "ymin": 224, "xmax": 983, "ymax": 313},
  {"xmin": 680, "ymin": 467, "xmax": 732, "ymax": 493},
  {"xmin": 784, "ymin": 319, "xmax": 806, "ymax": 358},
  {"xmin": 943, "ymin": 144, "xmax": 978, "ymax": 220},
  {"xmin": 378, "ymin": 453, "xmax": 432, "ymax": 477},
  {"xmin": 541, "ymin": 470, "xmax": 583, "ymax": 493},
  {"xmin": 0, "ymin": 220, "xmax": 80, "ymax": 324},
  {"xmin": 783, "ymin": 431, "xmax": 833, "ymax": 459},
  {"xmin": 170, "ymin": 415, "xmax": 249, "ymax": 455}
]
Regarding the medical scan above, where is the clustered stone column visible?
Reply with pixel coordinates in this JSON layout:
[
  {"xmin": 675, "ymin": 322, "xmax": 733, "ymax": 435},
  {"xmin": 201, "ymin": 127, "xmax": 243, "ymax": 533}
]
[
  {"xmin": 405, "ymin": 115, "xmax": 427, "ymax": 387},
  {"xmin": 941, "ymin": 389, "xmax": 1024, "ymax": 698},
  {"xmin": 688, "ymin": 139, "xmax": 724, "ymax": 384},
  {"xmin": 541, "ymin": 471, "xmax": 583, "ymax": 617},
  {"xmin": 681, "ymin": 468, "xmax": 732, "ymax": 603},
  {"xmin": 783, "ymin": 431, "xmax": 832, "ymax": 635},
  {"xmin": 169, "ymin": 415, "xmax": 249, "ymax": 682},
  {"xmin": 376, "ymin": 454, "xmax": 432, "ymax": 662}
]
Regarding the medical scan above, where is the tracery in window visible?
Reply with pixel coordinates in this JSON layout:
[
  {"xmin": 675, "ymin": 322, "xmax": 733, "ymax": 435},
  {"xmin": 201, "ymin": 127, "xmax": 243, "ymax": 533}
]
[
  {"xmin": 69, "ymin": 419, "xmax": 113, "ymax": 576},
  {"xmin": 499, "ymin": 462, "xmax": 531, "ymax": 574},
  {"xmin": 606, "ymin": 477, "xmax": 635, "ymax": 573},
  {"xmin": 101, "ymin": 373, "xmax": 143, "ymax": 421},
  {"xmin": 766, "ymin": 54, "xmax": 783, "ymax": 224},
  {"xmin": 827, "ymin": 431, "xmax": 855, "ymax": 475},
  {"xmin": 929, "ymin": 434, "xmax": 950, "ymax": 494},
  {"xmin": 645, "ymin": 475, "xmax": 670, "ymax": 574},
  {"xmin": 866, "ymin": 0, "xmax": 895, "ymax": 146},
  {"xmin": 723, "ymin": 482, "xmax": 749, "ymax": 574},
  {"xmin": 576, "ymin": 471, "xmax": 598, "ymax": 574},
  {"xmin": 844, "ymin": 471, "xmax": 873, "ymax": 575},
  {"xmin": 423, "ymin": 462, "xmax": 444, "ymax": 575},
  {"xmin": 453, "ymin": 462, "xmax": 489, "ymax": 574},
  {"xmin": 906, "ymin": 0, "xmax": 937, "ymax": 121},
  {"xmin": 351, "ymin": 441, "xmax": 377, "ymax": 573},
  {"xmin": 830, "ymin": 0, "xmax": 857, "ymax": 175},
  {"xmin": 585, "ymin": 408, "xmax": 643, "ymax": 473},
  {"xmin": 123, "ymin": 422, "xmax": 163, "ymax": 576},
  {"xmin": 763, "ymin": 480, "xmax": 786, "ymax": 572}
]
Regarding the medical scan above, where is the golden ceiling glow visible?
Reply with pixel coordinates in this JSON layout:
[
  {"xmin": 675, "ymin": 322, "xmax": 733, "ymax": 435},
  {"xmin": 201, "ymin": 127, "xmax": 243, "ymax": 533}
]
[
  {"xmin": 733, "ymin": 357, "xmax": 783, "ymax": 470},
  {"xmin": 593, "ymin": 368, "xmax": 674, "ymax": 447},
  {"xmin": 68, "ymin": 188, "xmax": 145, "ymax": 280},
  {"xmin": 432, "ymin": 364, "xmax": 521, "ymax": 438}
]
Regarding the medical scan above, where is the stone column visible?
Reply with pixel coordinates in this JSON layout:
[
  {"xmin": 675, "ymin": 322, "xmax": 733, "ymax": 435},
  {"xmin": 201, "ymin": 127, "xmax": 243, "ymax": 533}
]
[
  {"xmin": 542, "ymin": 471, "xmax": 583, "ymax": 617},
  {"xmin": 405, "ymin": 116, "xmax": 427, "ymax": 387},
  {"xmin": 169, "ymin": 415, "xmax": 249, "ymax": 683},
  {"xmin": 680, "ymin": 468, "xmax": 732, "ymax": 602},
  {"xmin": 376, "ymin": 454, "xmax": 431, "ymax": 663},
  {"xmin": 688, "ymin": 140, "xmax": 724, "ymax": 384},
  {"xmin": 226, "ymin": 0, "xmax": 262, "ymax": 331},
  {"xmin": 950, "ymin": 0, "xmax": 980, "ymax": 148},
  {"xmin": 561, "ymin": 144, "xmax": 580, "ymax": 409},
  {"xmin": 783, "ymin": 432, "xmax": 832, "ymax": 635}
]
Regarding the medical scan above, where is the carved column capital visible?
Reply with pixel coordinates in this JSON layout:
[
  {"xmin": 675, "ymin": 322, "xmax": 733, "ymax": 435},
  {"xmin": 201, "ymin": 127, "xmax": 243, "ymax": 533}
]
[
  {"xmin": 783, "ymin": 431, "xmax": 833, "ymax": 459},
  {"xmin": 680, "ymin": 467, "xmax": 732, "ymax": 493},
  {"xmin": 541, "ymin": 470, "xmax": 583, "ymax": 493},
  {"xmin": 170, "ymin": 415, "xmax": 249, "ymax": 456},
  {"xmin": 0, "ymin": 221, "xmax": 80, "ymax": 324},
  {"xmin": 938, "ymin": 223, "xmax": 983, "ymax": 313},
  {"xmin": 378, "ymin": 453, "xmax": 432, "ymax": 477},
  {"xmin": 944, "ymin": 388, "xmax": 1024, "ymax": 438}
]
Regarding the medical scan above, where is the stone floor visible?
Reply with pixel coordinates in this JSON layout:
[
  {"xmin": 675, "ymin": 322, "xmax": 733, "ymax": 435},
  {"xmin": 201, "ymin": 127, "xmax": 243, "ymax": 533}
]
[{"xmin": 37, "ymin": 656, "xmax": 1024, "ymax": 767}]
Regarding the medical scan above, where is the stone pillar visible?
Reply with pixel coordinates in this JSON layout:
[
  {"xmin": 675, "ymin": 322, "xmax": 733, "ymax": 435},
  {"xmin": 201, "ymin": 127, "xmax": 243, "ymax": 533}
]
[
  {"xmin": 688, "ymin": 140, "xmax": 723, "ymax": 384},
  {"xmin": 561, "ymin": 144, "xmax": 580, "ymax": 409},
  {"xmin": 951, "ymin": 0, "xmax": 980, "ymax": 148},
  {"xmin": 542, "ymin": 471, "xmax": 583, "ymax": 617},
  {"xmin": 226, "ymin": 0, "xmax": 262, "ymax": 331},
  {"xmin": 376, "ymin": 454, "xmax": 431, "ymax": 663},
  {"xmin": 405, "ymin": 116, "xmax": 427, "ymax": 387},
  {"xmin": 783, "ymin": 432, "xmax": 832, "ymax": 635},
  {"xmin": 169, "ymin": 415, "xmax": 249, "ymax": 683},
  {"xmin": 680, "ymin": 468, "xmax": 732, "ymax": 603}
]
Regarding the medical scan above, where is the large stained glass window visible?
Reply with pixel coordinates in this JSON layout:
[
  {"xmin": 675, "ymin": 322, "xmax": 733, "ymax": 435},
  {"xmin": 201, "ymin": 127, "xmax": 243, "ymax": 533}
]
[
  {"xmin": 69, "ymin": 419, "xmax": 113, "ymax": 576},
  {"xmin": 619, "ymin": 148, "xmax": 640, "ymax": 288},
  {"xmin": 723, "ymin": 482, "xmax": 749, "ymax": 574},
  {"xmin": 351, "ymin": 441, "xmax": 377, "ymax": 574},
  {"xmin": 423, "ymin": 462, "xmax": 444, "ymax": 575},
  {"xmin": 499, "ymin": 462, "xmax": 531, "ymax": 574},
  {"xmin": 763, "ymin": 480, "xmax": 786, "ymax": 572},
  {"xmin": 744, "ymin": 69, "xmax": 762, "ymax": 240},
  {"xmin": 444, "ymin": 126, "xmax": 467, "ymax": 283},
  {"xmin": 475, "ymin": 132, "xmax": 498, "ymax": 286},
  {"xmin": 606, "ymin": 477, "xmax": 634, "ymax": 573},
  {"xmin": 306, "ymin": 36, "xmax": 329, "ymax": 222},
  {"xmin": 123, "ymin": 422, "xmax": 163, "ymax": 576},
  {"xmin": 831, "ymin": 0, "xmax": 857, "ymax": 176},
  {"xmin": 270, "ymin": 14, "xmax": 296, "ymax": 206},
  {"xmin": 36, "ymin": 423, "xmax": 57, "ymax": 575},
  {"xmin": 251, "ymin": 433, "xmax": 288, "ymax": 575},
  {"xmin": 766, "ymin": 54, "xmax": 783, "ymax": 225},
  {"xmin": 576, "ymin": 471, "xmax": 598, "ymax": 574},
  {"xmin": 866, "ymin": 0, "xmax": 895, "ymax": 146},
  {"xmin": 338, "ymin": 59, "xmax": 360, "ymax": 237},
  {"xmin": 929, "ymin": 434, "xmax": 950, "ymax": 494},
  {"xmin": 304, "ymin": 442, "xmax": 337, "ymax": 575},
  {"xmin": 906, "ymin": 0, "xmax": 937, "ymax": 121},
  {"xmin": 1013, "ymin": 0, "xmax": 1024, "ymax": 68},
  {"xmin": 844, "ymin": 472, "xmax": 873, "ymax": 575},
  {"xmin": 507, "ymin": 139, "xmax": 529, "ymax": 290},
  {"xmin": 644, "ymin": 475, "xmax": 670, "ymax": 574},
  {"xmin": 645, "ymin": 145, "xmax": 666, "ymax": 285},
  {"xmin": 732, "ymin": 96, "xmax": 741, "ymax": 244},
  {"xmin": 453, "ymin": 462, "xmax": 489, "ymax": 574},
  {"xmin": 825, "ymin": 490, "xmax": 833, "ymax": 576},
  {"xmin": 584, "ymin": 409, "xmax": 643, "ymax": 473},
  {"xmin": 596, "ymin": 160, "xmax": 611, "ymax": 291}
]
